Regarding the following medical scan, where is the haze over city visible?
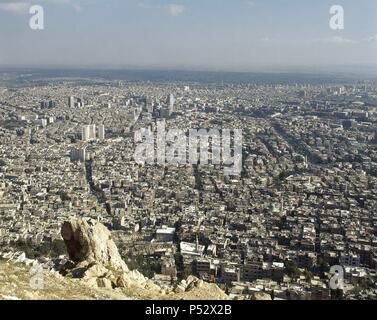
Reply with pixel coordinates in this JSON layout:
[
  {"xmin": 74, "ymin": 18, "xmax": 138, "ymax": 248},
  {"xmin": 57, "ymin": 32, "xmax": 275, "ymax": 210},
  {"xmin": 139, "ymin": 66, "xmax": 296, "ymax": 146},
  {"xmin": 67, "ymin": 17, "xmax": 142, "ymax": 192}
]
[{"xmin": 0, "ymin": 0, "xmax": 377, "ymax": 71}]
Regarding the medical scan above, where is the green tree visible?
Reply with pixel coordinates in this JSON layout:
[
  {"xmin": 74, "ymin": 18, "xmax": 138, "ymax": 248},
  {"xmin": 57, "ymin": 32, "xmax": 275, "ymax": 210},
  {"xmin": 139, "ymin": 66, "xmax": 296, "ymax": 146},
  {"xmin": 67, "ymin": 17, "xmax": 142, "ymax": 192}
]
[{"xmin": 285, "ymin": 260, "xmax": 300, "ymax": 279}]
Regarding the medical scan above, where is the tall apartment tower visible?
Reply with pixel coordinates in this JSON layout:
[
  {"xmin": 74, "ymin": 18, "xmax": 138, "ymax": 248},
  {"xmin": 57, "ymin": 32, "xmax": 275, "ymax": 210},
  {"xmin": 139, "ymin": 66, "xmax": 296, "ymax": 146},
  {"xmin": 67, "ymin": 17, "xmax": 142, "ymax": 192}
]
[
  {"xmin": 70, "ymin": 147, "xmax": 86, "ymax": 162},
  {"xmin": 68, "ymin": 96, "xmax": 75, "ymax": 108},
  {"xmin": 167, "ymin": 94, "xmax": 175, "ymax": 115},
  {"xmin": 82, "ymin": 125, "xmax": 90, "ymax": 141},
  {"xmin": 89, "ymin": 124, "xmax": 96, "ymax": 140},
  {"xmin": 98, "ymin": 125, "xmax": 105, "ymax": 140},
  {"xmin": 82, "ymin": 124, "xmax": 105, "ymax": 141},
  {"xmin": 82, "ymin": 125, "xmax": 96, "ymax": 141}
]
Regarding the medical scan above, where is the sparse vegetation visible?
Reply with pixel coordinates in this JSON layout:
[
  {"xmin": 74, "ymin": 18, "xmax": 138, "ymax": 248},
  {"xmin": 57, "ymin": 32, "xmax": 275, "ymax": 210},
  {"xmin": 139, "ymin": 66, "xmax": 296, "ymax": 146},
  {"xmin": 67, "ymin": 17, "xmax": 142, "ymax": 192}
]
[
  {"xmin": 123, "ymin": 254, "xmax": 160, "ymax": 279},
  {"xmin": 8, "ymin": 239, "xmax": 66, "ymax": 259}
]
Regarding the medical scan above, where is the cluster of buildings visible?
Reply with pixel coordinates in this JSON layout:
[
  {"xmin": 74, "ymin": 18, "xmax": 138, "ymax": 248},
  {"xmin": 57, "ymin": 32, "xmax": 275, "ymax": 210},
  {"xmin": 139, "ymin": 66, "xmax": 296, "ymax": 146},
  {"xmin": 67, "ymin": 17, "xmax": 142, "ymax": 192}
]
[
  {"xmin": 81, "ymin": 124, "xmax": 105, "ymax": 141},
  {"xmin": 0, "ymin": 77, "xmax": 377, "ymax": 299}
]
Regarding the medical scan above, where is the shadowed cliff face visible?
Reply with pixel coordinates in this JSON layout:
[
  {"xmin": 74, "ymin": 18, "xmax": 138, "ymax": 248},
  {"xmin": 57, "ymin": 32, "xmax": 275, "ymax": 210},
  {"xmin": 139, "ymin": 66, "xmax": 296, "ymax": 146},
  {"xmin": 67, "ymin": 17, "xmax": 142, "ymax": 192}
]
[
  {"xmin": 61, "ymin": 218, "xmax": 128, "ymax": 272},
  {"xmin": 61, "ymin": 222, "xmax": 84, "ymax": 263}
]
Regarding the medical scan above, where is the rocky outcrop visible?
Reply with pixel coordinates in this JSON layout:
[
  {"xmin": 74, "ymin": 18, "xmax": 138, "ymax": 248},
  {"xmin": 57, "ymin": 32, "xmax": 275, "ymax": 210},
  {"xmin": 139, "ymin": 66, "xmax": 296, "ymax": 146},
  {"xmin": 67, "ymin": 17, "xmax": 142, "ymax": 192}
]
[
  {"xmin": 0, "ymin": 259, "xmax": 133, "ymax": 300},
  {"xmin": 251, "ymin": 293, "xmax": 272, "ymax": 300},
  {"xmin": 61, "ymin": 218, "xmax": 128, "ymax": 272},
  {"xmin": 172, "ymin": 275, "xmax": 228, "ymax": 300},
  {"xmin": 60, "ymin": 218, "xmax": 228, "ymax": 300},
  {"xmin": 61, "ymin": 218, "xmax": 147, "ymax": 287}
]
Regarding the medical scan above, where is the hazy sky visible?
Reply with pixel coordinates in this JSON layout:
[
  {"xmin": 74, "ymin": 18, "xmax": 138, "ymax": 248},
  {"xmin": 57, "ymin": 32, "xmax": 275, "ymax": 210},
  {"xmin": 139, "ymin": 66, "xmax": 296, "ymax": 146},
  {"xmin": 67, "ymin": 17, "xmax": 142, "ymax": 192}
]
[{"xmin": 0, "ymin": 0, "xmax": 377, "ymax": 71}]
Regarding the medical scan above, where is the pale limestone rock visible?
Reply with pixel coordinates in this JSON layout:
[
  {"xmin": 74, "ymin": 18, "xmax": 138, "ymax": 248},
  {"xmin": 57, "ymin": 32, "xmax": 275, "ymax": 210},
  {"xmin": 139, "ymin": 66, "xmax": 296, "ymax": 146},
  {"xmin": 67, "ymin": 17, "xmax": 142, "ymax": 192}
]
[
  {"xmin": 143, "ymin": 280, "xmax": 160, "ymax": 291},
  {"xmin": 174, "ymin": 285, "xmax": 186, "ymax": 293},
  {"xmin": 251, "ymin": 293, "xmax": 272, "ymax": 300},
  {"xmin": 128, "ymin": 269, "xmax": 146, "ymax": 283},
  {"xmin": 61, "ymin": 218, "xmax": 128, "ymax": 272},
  {"xmin": 82, "ymin": 264, "xmax": 109, "ymax": 279},
  {"xmin": 86, "ymin": 277, "xmax": 99, "ymax": 288},
  {"xmin": 116, "ymin": 274, "xmax": 132, "ymax": 289},
  {"xmin": 196, "ymin": 280, "xmax": 204, "ymax": 288},
  {"xmin": 180, "ymin": 280, "xmax": 187, "ymax": 288}
]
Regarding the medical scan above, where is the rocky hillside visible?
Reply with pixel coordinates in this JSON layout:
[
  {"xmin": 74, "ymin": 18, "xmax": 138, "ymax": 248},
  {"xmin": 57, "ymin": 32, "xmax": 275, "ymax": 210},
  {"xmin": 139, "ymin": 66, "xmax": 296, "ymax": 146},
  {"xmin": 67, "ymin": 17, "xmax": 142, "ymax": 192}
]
[
  {"xmin": 0, "ymin": 260, "xmax": 132, "ymax": 300},
  {"xmin": 0, "ymin": 218, "xmax": 228, "ymax": 300}
]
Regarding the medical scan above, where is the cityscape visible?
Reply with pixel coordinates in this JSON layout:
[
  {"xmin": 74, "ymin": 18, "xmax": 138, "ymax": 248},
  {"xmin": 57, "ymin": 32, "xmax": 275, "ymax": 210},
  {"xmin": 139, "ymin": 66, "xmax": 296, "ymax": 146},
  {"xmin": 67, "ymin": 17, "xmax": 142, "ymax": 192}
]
[{"xmin": 1, "ymin": 70, "xmax": 377, "ymax": 300}]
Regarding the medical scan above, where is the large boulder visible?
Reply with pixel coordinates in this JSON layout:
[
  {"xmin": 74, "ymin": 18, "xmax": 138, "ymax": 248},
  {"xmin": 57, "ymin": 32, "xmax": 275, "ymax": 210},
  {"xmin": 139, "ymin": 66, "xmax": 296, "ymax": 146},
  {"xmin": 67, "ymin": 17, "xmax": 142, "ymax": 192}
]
[
  {"xmin": 251, "ymin": 292, "xmax": 272, "ymax": 300},
  {"xmin": 59, "ymin": 218, "xmax": 229, "ymax": 300},
  {"xmin": 61, "ymin": 218, "xmax": 128, "ymax": 272}
]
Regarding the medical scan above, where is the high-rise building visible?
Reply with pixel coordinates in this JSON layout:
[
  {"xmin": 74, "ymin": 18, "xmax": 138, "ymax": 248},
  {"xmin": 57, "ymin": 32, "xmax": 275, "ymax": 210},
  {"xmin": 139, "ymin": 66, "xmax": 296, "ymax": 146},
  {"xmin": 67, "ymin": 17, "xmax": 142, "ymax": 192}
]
[
  {"xmin": 36, "ymin": 118, "xmax": 47, "ymax": 127},
  {"xmin": 160, "ymin": 106, "xmax": 170, "ymax": 119},
  {"xmin": 68, "ymin": 96, "xmax": 85, "ymax": 107},
  {"xmin": 89, "ymin": 124, "xmax": 96, "ymax": 140},
  {"xmin": 70, "ymin": 147, "xmax": 86, "ymax": 162},
  {"xmin": 68, "ymin": 96, "xmax": 75, "ymax": 108},
  {"xmin": 97, "ymin": 125, "xmax": 105, "ymax": 140},
  {"xmin": 145, "ymin": 96, "xmax": 153, "ymax": 113},
  {"xmin": 82, "ymin": 125, "xmax": 90, "ymax": 141},
  {"xmin": 40, "ymin": 100, "xmax": 48, "ymax": 109},
  {"xmin": 48, "ymin": 100, "xmax": 56, "ymax": 108},
  {"xmin": 82, "ymin": 124, "xmax": 105, "ymax": 141},
  {"xmin": 148, "ymin": 101, "xmax": 154, "ymax": 114},
  {"xmin": 167, "ymin": 94, "xmax": 175, "ymax": 115}
]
